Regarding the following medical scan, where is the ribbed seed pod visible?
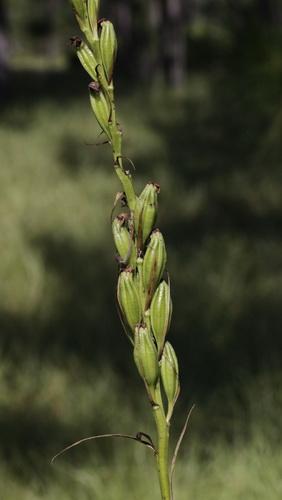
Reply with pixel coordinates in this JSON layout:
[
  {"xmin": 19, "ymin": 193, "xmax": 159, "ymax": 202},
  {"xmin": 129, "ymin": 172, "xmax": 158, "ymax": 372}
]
[
  {"xmin": 134, "ymin": 325, "xmax": 159, "ymax": 387},
  {"xmin": 139, "ymin": 183, "xmax": 159, "ymax": 245},
  {"xmin": 160, "ymin": 342, "xmax": 180, "ymax": 414},
  {"xmin": 150, "ymin": 280, "xmax": 172, "ymax": 354},
  {"xmin": 87, "ymin": 0, "xmax": 99, "ymax": 35},
  {"xmin": 71, "ymin": 0, "xmax": 86, "ymax": 21},
  {"xmin": 71, "ymin": 0, "xmax": 91, "ymax": 37},
  {"xmin": 117, "ymin": 269, "xmax": 141, "ymax": 334},
  {"xmin": 99, "ymin": 21, "xmax": 117, "ymax": 83},
  {"xmin": 89, "ymin": 84, "xmax": 111, "ymax": 139},
  {"xmin": 142, "ymin": 229, "xmax": 167, "ymax": 308},
  {"xmin": 71, "ymin": 39, "xmax": 97, "ymax": 80},
  {"xmin": 112, "ymin": 215, "xmax": 136, "ymax": 268}
]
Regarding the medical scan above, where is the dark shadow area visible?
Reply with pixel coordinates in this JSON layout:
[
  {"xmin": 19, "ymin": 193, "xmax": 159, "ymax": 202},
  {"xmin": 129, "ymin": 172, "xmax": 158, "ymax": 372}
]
[
  {"xmin": 58, "ymin": 133, "xmax": 111, "ymax": 174},
  {"xmin": 0, "ymin": 399, "xmax": 132, "ymax": 478},
  {"xmin": 0, "ymin": 234, "xmax": 129, "ymax": 369},
  {"xmin": 2, "ymin": 66, "xmax": 87, "ymax": 110},
  {"xmin": 154, "ymin": 65, "xmax": 282, "ymax": 399}
]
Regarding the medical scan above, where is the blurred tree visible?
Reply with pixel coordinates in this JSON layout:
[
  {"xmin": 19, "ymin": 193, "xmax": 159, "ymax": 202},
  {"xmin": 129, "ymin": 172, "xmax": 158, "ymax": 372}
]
[
  {"xmin": 4, "ymin": 0, "xmax": 281, "ymax": 86},
  {"xmin": 160, "ymin": 0, "xmax": 187, "ymax": 87},
  {"xmin": 25, "ymin": 0, "xmax": 64, "ymax": 55},
  {"xmin": 0, "ymin": 0, "xmax": 8, "ymax": 95},
  {"xmin": 258, "ymin": 0, "xmax": 282, "ymax": 25},
  {"xmin": 110, "ymin": 0, "xmax": 188, "ymax": 87}
]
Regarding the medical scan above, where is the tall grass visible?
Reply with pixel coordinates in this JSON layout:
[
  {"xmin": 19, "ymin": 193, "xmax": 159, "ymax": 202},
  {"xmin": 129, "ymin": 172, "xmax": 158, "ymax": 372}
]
[{"xmin": 0, "ymin": 357, "xmax": 281, "ymax": 499}]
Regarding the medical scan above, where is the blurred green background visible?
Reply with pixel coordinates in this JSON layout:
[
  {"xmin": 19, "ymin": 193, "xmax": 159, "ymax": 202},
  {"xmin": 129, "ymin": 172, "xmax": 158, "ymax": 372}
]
[{"xmin": 0, "ymin": 0, "xmax": 282, "ymax": 498}]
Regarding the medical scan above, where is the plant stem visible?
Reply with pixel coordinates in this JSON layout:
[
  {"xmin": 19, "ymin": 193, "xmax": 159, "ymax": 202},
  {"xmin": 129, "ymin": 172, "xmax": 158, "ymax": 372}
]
[
  {"xmin": 70, "ymin": 4, "xmax": 179, "ymax": 498},
  {"xmin": 109, "ymin": 87, "xmax": 136, "ymax": 213},
  {"xmin": 153, "ymin": 383, "xmax": 171, "ymax": 500},
  {"xmin": 111, "ymin": 85, "xmax": 171, "ymax": 500}
]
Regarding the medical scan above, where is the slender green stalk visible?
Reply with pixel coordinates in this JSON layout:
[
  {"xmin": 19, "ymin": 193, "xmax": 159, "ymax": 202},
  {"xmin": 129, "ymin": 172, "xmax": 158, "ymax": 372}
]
[
  {"xmin": 153, "ymin": 383, "xmax": 171, "ymax": 500},
  {"xmin": 108, "ymin": 88, "xmax": 136, "ymax": 213},
  {"xmin": 69, "ymin": 2, "xmax": 182, "ymax": 498},
  {"xmin": 108, "ymin": 84, "xmax": 172, "ymax": 500}
]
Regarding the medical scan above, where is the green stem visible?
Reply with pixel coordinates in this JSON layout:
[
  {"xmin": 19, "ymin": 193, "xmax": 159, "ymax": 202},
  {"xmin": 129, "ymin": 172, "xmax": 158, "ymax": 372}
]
[
  {"xmin": 153, "ymin": 383, "xmax": 171, "ymax": 500},
  {"xmin": 109, "ymin": 79, "xmax": 171, "ymax": 500},
  {"xmin": 92, "ymin": 49, "xmax": 136, "ymax": 212},
  {"xmin": 114, "ymin": 161, "xmax": 136, "ymax": 213},
  {"xmin": 109, "ymin": 86, "xmax": 136, "ymax": 213}
]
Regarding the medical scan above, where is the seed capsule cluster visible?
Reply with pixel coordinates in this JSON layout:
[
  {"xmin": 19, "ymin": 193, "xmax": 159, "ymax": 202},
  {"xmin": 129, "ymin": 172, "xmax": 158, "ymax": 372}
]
[
  {"xmin": 71, "ymin": 0, "xmax": 180, "ymax": 422},
  {"xmin": 115, "ymin": 182, "xmax": 180, "ymax": 419},
  {"xmin": 71, "ymin": 0, "xmax": 119, "ymax": 146}
]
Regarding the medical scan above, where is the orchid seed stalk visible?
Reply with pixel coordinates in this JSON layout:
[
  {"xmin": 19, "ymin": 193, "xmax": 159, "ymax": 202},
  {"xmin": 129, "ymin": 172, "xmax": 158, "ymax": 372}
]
[{"xmin": 70, "ymin": 1, "xmax": 182, "ymax": 498}]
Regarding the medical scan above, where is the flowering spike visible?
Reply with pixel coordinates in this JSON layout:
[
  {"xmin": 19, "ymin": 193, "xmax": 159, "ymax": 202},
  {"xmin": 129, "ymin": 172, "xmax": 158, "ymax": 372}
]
[{"xmin": 69, "ymin": 2, "xmax": 185, "ymax": 496}]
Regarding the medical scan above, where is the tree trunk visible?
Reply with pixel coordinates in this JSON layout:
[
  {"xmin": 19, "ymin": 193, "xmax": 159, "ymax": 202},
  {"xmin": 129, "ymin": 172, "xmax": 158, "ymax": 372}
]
[
  {"xmin": 160, "ymin": 0, "xmax": 186, "ymax": 88},
  {"xmin": 258, "ymin": 0, "xmax": 273, "ymax": 21},
  {"xmin": 272, "ymin": 0, "xmax": 282, "ymax": 25},
  {"xmin": 0, "ymin": 0, "xmax": 9, "ymax": 97},
  {"xmin": 111, "ymin": 0, "xmax": 133, "ymax": 79},
  {"xmin": 257, "ymin": 0, "xmax": 282, "ymax": 25}
]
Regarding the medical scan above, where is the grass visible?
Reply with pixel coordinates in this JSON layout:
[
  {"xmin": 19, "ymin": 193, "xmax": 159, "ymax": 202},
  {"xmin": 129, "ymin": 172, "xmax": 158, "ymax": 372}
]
[
  {"xmin": 1, "ymin": 446, "xmax": 281, "ymax": 500},
  {"xmin": 0, "ymin": 60, "xmax": 282, "ymax": 497},
  {"xmin": 0, "ymin": 358, "xmax": 281, "ymax": 499}
]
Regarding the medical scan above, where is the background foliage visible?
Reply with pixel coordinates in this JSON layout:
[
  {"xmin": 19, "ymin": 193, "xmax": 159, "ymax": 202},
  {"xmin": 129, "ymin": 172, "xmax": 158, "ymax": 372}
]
[{"xmin": 0, "ymin": 0, "xmax": 282, "ymax": 498}]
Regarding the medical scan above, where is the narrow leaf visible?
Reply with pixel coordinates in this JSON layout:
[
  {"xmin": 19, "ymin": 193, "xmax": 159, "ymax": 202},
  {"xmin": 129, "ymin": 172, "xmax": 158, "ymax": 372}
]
[
  {"xmin": 51, "ymin": 431, "xmax": 156, "ymax": 464},
  {"xmin": 170, "ymin": 404, "xmax": 196, "ymax": 495}
]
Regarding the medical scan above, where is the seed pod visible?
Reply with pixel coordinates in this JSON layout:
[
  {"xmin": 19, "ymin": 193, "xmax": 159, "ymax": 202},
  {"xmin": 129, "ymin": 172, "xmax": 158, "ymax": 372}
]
[
  {"xmin": 87, "ymin": 0, "xmax": 100, "ymax": 35},
  {"xmin": 89, "ymin": 84, "xmax": 111, "ymax": 139},
  {"xmin": 112, "ymin": 215, "xmax": 136, "ymax": 268},
  {"xmin": 71, "ymin": 38, "xmax": 97, "ymax": 80},
  {"xmin": 117, "ymin": 269, "xmax": 141, "ymax": 334},
  {"xmin": 99, "ymin": 20, "xmax": 117, "ymax": 83},
  {"xmin": 150, "ymin": 280, "xmax": 172, "ymax": 353},
  {"xmin": 71, "ymin": 0, "xmax": 86, "ymax": 21},
  {"xmin": 134, "ymin": 325, "xmax": 159, "ymax": 387},
  {"xmin": 160, "ymin": 342, "xmax": 180, "ymax": 417},
  {"xmin": 139, "ymin": 183, "xmax": 159, "ymax": 245},
  {"xmin": 71, "ymin": 0, "xmax": 91, "ymax": 38},
  {"xmin": 142, "ymin": 229, "xmax": 167, "ymax": 308}
]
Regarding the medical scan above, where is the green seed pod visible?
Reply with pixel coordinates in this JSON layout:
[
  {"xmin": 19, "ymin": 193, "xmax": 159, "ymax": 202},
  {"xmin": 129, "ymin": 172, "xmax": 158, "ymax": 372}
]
[
  {"xmin": 112, "ymin": 215, "xmax": 136, "ymax": 268},
  {"xmin": 99, "ymin": 20, "xmax": 118, "ymax": 83},
  {"xmin": 89, "ymin": 84, "xmax": 111, "ymax": 139},
  {"xmin": 139, "ymin": 183, "xmax": 159, "ymax": 245},
  {"xmin": 71, "ymin": 0, "xmax": 91, "ymax": 39},
  {"xmin": 71, "ymin": 0, "xmax": 86, "ymax": 21},
  {"xmin": 150, "ymin": 280, "xmax": 172, "ymax": 353},
  {"xmin": 160, "ymin": 342, "xmax": 180, "ymax": 417},
  {"xmin": 71, "ymin": 0, "xmax": 98, "ymax": 49},
  {"xmin": 134, "ymin": 325, "xmax": 159, "ymax": 387},
  {"xmin": 71, "ymin": 38, "xmax": 97, "ymax": 80},
  {"xmin": 117, "ymin": 269, "xmax": 141, "ymax": 334},
  {"xmin": 87, "ymin": 0, "xmax": 100, "ymax": 36},
  {"xmin": 142, "ymin": 229, "xmax": 167, "ymax": 308}
]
